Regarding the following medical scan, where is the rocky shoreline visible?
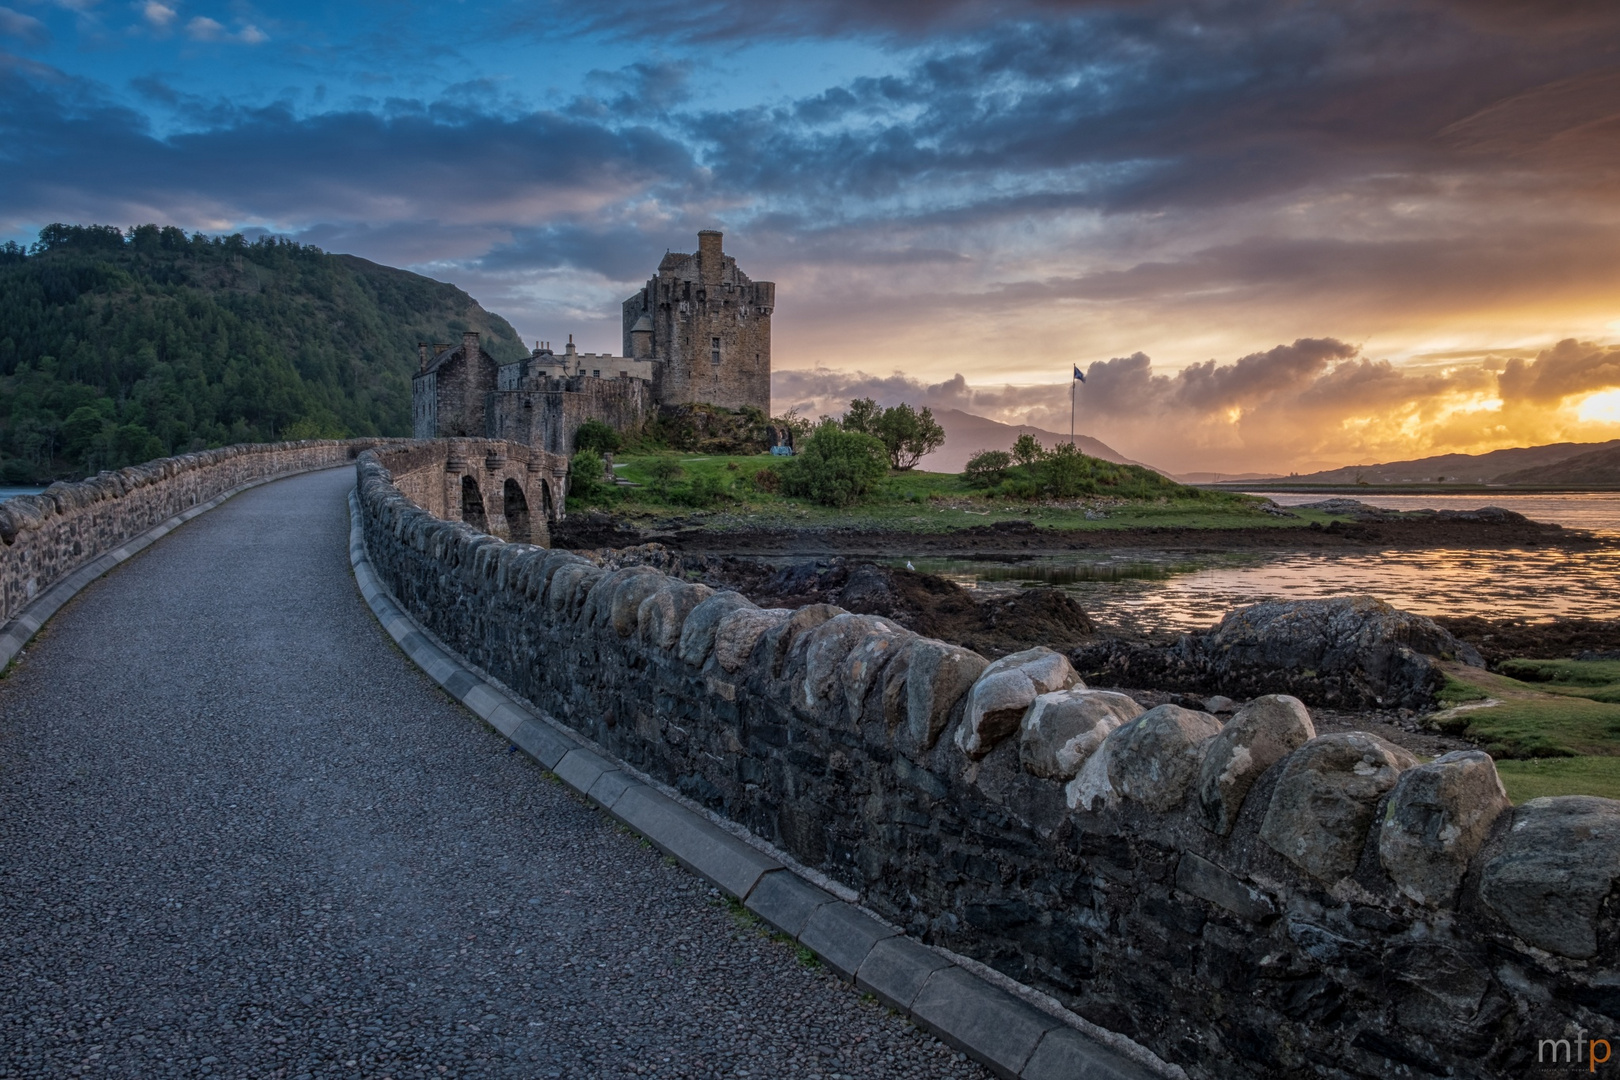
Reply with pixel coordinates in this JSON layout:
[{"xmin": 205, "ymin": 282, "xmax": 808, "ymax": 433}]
[{"xmin": 555, "ymin": 502, "xmax": 1598, "ymax": 557}]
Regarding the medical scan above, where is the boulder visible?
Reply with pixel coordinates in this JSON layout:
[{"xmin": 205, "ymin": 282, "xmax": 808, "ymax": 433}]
[
  {"xmin": 1259, "ymin": 732, "xmax": 1418, "ymax": 884},
  {"xmin": 678, "ymin": 591, "xmax": 755, "ymax": 667},
  {"xmin": 605, "ymin": 567, "xmax": 671, "ymax": 637},
  {"xmin": 837, "ymin": 623, "xmax": 915, "ymax": 721},
  {"xmin": 898, "ymin": 639, "xmax": 988, "ymax": 752},
  {"xmin": 1378, "ymin": 750, "xmax": 1510, "ymax": 908},
  {"xmin": 1201, "ymin": 596, "xmax": 1483, "ymax": 708},
  {"xmin": 1108, "ymin": 704, "xmax": 1222, "ymax": 812},
  {"xmin": 546, "ymin": 563, "xmax": 605, "ymax": 618},
  {"xmin": 955, "ymin": 647, "xmax": 1081, "ymax": 759},
  {"xmin": 757, "ymin": 604, "xmax": 846, "ymax": 680},
  {"xmin": 1197, "ymin": 695, "xmax": 1316, "ymax": 836},
  {"xmin": 639, "ymin": 582, "xmax": 715, "ymax": 650},
  {"xmin": 1074, "ymin": 595, "xmax": 1485, "ymax": 708},
  {"xmin": 1480, "ymin": 796, "xmax": 1620, "ymax": 959},
  {"xmin": 1066, "ymin": 733, "xmax": 1120, "ymax": 813},
  {"xmin": 1019, "ymin": 688, "xmax": 1144, "ymax": 780},
  {"xmin": 800, "ymin": 613, "xmax": 908, "ymax": 713},
  {"xmin": 714, "ymin": 607, "xmax": 793, "ymax": 673}
]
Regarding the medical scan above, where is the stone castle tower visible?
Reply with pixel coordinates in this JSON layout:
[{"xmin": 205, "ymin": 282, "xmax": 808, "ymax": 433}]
[{"xmin": 621, "ymin": 230, "xmax": 774, "ymax": 414}]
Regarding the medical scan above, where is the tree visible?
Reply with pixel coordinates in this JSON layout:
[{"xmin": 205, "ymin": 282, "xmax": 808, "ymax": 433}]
[
  {"xmin": 574, "ymin": 418, "xmax": 621, "ymax": 455},
  {"xmin": 963, "ymin": 449, "xmax": 1013, "ymax": 487},
  {"xmin": 1011, "ymin": 433, "xmax": 1045, "ymax": 467},
  {"xmin": 778, "ymin": 421, "xmax": 888, "ymax": 506},
  {"xmin": 840, "ymin": 397, "xmax": 882, "ymax": 435},
  {"xmin": 1039, "ymin": 442, "xmax": 1094, "ymax": 497},
  {"xmin": 872, "ymin": 403, "xmax": 945, "ymax": 470}
]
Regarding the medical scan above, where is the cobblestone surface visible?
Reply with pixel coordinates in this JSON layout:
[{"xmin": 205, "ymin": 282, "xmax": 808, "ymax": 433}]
[{"xmin": 0, "ymin": 467, "xmax": 989, "ymax": 1080}]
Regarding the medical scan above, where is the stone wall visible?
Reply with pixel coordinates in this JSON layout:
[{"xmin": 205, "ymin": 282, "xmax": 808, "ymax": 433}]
[
  {"xmin": 0, "ymin": 440, "xmax": 391, "ymax": 629},
  {"xmin": 381, "ymin": 440, "xmax": 567, "ymax": 547},
  {"xmin": 357, "ymin": 448, "xmax": 1620, "ymax": 1080},
  {"xmin": 486, "ymin": 375, "xmax": 652, "ymax": 457}
]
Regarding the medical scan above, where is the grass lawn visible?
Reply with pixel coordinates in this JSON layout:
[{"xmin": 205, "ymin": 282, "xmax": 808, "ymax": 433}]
[
  {"xmin": 585, "ymin": 453, "xmax": 1338, "ymax": 534},
  {"xmin": 1493, "ymin": 758, "xmax": 1620, "ymax": 803},
  {"xmin": 1434, "ymin": 661, "xmax": 1620, "ymax": 800}
]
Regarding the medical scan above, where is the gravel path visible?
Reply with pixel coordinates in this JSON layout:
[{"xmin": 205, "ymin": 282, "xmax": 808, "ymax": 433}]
[{"xmin": 0, "ymin": 467, "xmax": 989, "ymax": 1080}]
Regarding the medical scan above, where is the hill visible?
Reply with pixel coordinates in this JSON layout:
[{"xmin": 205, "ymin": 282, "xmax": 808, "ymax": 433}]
[
  {"xmin": 918, "ymin": 407, "xmax": 1161, "ymax": 474},
  {"xmin": 1250, "ymin": 440, "xmax": 1620, "ymax": 486},
  {"xmin": 0, "ymin": 223, "xmax": 526, "ymax": 482},
  {"xmin": 1496, "ymin": 444, "xmax": 1620, "ymax": 487}
]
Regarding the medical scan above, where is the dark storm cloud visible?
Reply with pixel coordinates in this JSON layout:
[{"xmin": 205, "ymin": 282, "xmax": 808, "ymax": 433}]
[
  {"xmin": 478, "ymin": 223, "xmax": 670, "ymax": 281},
  {"xmin": 0, "ymin": 58, "xmax": 697, "ymax": 230},
  {"xmin": 651, "ymin": 1, "xmax": 1620, "ymax": 233}
]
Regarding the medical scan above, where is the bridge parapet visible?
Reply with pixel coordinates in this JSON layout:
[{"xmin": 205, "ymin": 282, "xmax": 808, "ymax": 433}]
[
  {"xmin": 0, "ymin": 439, "xmax": 400, "ymax": 632},
  {"xmin": 353, "ymin": 450, "xmax": 1620, "ymax": 1080},
  {"xmin": 369, "ymin": 439, "xmax": 565, "ymax": 546}
]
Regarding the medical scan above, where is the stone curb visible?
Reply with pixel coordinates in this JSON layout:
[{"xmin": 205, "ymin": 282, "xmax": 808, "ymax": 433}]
[
  {"xmin": 346, "ymin": 490, "xmax": 1161, "ymax": 1080},
  {"xmin": 0, "ymin": 463, "xmax": 349, "ymax": 672}
]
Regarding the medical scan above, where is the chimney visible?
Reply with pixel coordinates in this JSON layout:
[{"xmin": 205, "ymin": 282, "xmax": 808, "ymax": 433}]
[
  {"xmin": 462, "ymin": 330, "xmax": 479, "ymax": 358},
  {"xmin": 418, "ymin": 342, "xmax": 430, "ymax": 372},
  {"xmin": 698, "ymin": 229, "xmax": 723, "ymax": 286},
  {"xmin": 565, "ymin": 334, "xmax": 577, "ymax": 357}
]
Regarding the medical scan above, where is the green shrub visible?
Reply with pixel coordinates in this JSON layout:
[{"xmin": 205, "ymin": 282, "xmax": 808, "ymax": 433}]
[
  {"xmin": 646, "ymin": 456, "xmax": 684, "ymax": 494},
  {"xmin": 751, "ymin": 466, "xmax": 782, "ymax": 493},
  {"xmin": 670, "ymin": 473, "xmax": 728, "ymax": 508},
  {"xmin": 778, "ymin": 421, "xmax": 889, "ymax": 506},
  {"xmin": 574, "ymin": 418, "xmax": 621, "ymax": 455},
  {"xmin": 839, "ymin": 398, "xmax": 945, "ymax": 470},
  {"xmin": 1011, "ymin": 433, "xmax": 1045, "ymax": 467},
  {"xmin": 569, "ymin": 449, "xmax": 605, "ymax": 499},
  {"xmin": 963, "ymin": 449, "xmax": 1012, "ymax": 487}
]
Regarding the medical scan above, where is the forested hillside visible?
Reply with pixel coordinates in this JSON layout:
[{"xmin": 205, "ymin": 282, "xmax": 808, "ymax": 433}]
[{"xmin": 0, "ymin": 223, "xmax": 527, "ymax": 482}]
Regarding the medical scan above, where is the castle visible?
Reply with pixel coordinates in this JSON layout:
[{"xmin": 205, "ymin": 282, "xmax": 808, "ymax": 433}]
[{"xmin": 412, "ymin": 231, "xmax": 774, "ymax": 456}]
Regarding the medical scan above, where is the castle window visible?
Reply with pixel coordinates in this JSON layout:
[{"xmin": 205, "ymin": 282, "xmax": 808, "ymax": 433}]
[
  {"xmin": 711, "ymin": 337, "xmax": 721, "ymax": 365},
  {"xmin": 593, "ymin": 370, "xmax": 600, "ymax": 378}
]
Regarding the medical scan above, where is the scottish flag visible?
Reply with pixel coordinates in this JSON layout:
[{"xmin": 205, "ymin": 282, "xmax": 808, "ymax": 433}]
[{"xmin": 1073, "ymin": 364, "xmax": 1086, "ymax": 383}]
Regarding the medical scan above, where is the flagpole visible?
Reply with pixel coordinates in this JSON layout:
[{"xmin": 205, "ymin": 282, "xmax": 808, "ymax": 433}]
[{"xmin": 1070, "ymin": 373, "xmax": 1075, "ymax": 447}]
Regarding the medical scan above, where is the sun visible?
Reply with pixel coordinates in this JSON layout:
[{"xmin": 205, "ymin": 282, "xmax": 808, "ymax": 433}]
[{"xmin": 1575, "ymin": 388, "xmax": 1620, "ymax": 424}]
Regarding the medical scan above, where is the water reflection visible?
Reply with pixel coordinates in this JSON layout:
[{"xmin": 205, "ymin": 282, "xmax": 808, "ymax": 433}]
[{"xmin": 902, "ymin": 546, "xmax": 1620, "ymax": 636}]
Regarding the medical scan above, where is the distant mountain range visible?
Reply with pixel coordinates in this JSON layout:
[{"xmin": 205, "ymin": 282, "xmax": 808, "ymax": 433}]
[
  {"xmin": 1239, "ymin": 440, "xmax": 1620, "ymax": 487},
  {"xmin": 918, "ymin": 408, "xmax": 1160, "ymax": 473}
]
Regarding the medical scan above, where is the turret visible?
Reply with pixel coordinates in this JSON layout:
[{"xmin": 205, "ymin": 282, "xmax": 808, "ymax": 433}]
[
  {"xmin": 630, "ymin": 314, "xmax": 654, "ymax": 359},
  {"xmin": 698, "ymin": 230, "xmax": 723, "ymax": 287}
]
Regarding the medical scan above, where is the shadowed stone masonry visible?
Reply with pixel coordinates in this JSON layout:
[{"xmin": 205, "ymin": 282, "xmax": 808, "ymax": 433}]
[{"xmin": 358, "ymin": 438, "xmax": 1620, "ymax": 1080}]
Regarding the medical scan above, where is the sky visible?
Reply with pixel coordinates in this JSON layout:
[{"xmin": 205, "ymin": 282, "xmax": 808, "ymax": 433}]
[{"xmin": 4, "ymin": 0, "xmax": 1620, "ymax": 474}]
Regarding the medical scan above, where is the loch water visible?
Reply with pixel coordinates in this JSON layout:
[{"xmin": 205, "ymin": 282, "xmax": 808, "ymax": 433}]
[{"xmin": 900, "ymin": 492, "xmax": 1620, "ymax": 636}]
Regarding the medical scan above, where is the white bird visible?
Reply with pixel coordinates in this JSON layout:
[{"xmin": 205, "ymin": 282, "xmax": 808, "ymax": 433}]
[{"xmin": 906, "ymin": 561, "xmax": 916, "ymax": 571}]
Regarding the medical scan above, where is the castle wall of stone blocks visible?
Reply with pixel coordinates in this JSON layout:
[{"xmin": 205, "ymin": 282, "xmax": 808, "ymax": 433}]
[
  {"xmin": 622, "ymin": 230, "xmax": 773, "ymax": 414},
  {"xmin": 411, "ymin": 231, "xmax": 773, "ymax": 460}
]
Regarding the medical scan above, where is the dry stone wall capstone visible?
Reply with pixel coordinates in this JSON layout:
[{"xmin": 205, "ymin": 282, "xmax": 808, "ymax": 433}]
[
  {"xmin": 357, "ymin": 444, "xmax": 1620, "ymax": 1080},
  {"xmin": 0, "ymin": 439, "xmax": 396, "ymax": 629}
]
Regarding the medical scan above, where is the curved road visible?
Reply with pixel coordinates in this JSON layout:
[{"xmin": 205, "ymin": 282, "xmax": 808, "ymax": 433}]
[{"xmin": 0, "ymin": 468, "xmax": 988, "ymax": 1080}]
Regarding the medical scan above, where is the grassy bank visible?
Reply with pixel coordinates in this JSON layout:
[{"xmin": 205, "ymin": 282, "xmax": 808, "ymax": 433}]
[
  {"xmin": 573, "ymin": 452, "xmax": 1317, "ymax": 533},
  {"xmin": 1432, "ymin": 659, "xmax": 1620, "ymax": 801}
]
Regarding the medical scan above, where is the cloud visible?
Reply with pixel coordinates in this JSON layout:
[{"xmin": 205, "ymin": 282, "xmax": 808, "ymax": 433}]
[
  {"xmin": 772, "ymin": 336, "xmax": 1620, "ymax": 473},
  {"xmin": 183, "ymin": 14, "xmax": 264, "ymax": 43},
  {"xmin": 0, "ymin": 6, "xmax": 48, "ymax": 46},
  {"xmin": 141, "ymin": 1, "xmax": 175, "ymax": 29},
  {"xmin": 1499, "ymin": 339, "xmax": 1620, "ymax": 403},
  {"xmin": 0, "ymin": 60, "xmax": 696, "ymax": 231}
]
